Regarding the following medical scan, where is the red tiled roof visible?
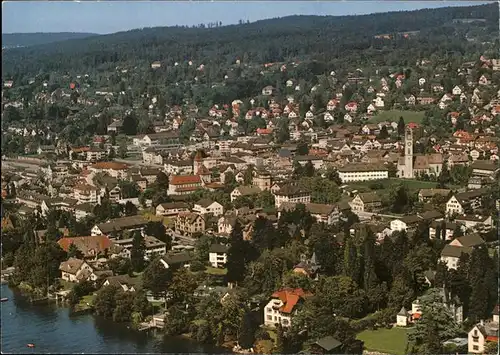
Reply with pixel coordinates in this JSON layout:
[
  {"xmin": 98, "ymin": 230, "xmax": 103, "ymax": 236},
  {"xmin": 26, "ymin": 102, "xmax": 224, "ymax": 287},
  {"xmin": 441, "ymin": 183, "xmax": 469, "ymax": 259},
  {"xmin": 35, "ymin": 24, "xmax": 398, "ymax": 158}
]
[
  {"xmin": 170, "ymin": 175, "xmax": 202, "ymax": 185},
  {"xmin": 58, "ymin": 235, "xmax": 113, "ymax": 256},
  {"xmin": 271, "ymin": 288, "xmax": 312, "ymax": 314},
  {"xmin": 407, "ymin": 122, "xmax": 419, "ymax": 129}
]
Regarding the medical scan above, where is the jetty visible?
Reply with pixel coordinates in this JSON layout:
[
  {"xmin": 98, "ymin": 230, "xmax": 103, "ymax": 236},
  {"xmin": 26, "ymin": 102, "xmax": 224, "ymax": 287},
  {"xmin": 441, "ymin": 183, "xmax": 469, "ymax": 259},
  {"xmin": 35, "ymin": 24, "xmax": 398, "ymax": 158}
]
[{"xmin": 138, "ymin": 313, "xmax": 165, "ymax": 331}]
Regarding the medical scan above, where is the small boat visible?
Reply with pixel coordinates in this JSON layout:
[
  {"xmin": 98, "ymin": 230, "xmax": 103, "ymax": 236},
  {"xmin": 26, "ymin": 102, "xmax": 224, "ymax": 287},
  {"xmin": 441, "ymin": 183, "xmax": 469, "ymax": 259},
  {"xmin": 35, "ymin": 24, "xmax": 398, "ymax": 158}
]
[
  {"xmin": 0, "ymin": 298, "xmax": 8, "ymax": 302},
  {"xmin": 27, "ymin": 343, "xmax": 35, "ymax": 348}
]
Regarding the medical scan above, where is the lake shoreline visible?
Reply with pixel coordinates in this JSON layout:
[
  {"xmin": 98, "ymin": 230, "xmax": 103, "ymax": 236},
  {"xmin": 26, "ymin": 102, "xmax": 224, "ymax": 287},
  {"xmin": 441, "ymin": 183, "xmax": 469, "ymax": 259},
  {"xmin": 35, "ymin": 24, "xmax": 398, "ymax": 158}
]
[{"xmin": 1, "ymin": 285, "xmax": 231, "ymax": 353}]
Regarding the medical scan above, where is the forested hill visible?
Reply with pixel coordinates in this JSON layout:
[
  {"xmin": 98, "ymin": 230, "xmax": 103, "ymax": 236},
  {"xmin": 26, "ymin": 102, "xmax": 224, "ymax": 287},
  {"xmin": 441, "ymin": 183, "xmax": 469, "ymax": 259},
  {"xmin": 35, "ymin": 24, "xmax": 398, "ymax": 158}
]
[
  {"xmin": 2, "ymin": 32, "xmax": 99, "ymax": 48},
  {"xmin": 2, "ymin": 3, "xmax": 498, "ymax": 77}
]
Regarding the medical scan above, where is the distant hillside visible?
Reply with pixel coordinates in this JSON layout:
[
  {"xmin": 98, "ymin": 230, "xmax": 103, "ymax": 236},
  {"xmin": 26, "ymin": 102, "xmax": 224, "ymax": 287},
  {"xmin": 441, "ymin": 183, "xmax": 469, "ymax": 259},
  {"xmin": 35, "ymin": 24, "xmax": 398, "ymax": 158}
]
[
  {"xmin": 2, "ymin": 32, "xmax": 99, "ymax": 48},
  {"xmin": 2, "ymin": 3, "xmax": 498, "ymax": 77}
]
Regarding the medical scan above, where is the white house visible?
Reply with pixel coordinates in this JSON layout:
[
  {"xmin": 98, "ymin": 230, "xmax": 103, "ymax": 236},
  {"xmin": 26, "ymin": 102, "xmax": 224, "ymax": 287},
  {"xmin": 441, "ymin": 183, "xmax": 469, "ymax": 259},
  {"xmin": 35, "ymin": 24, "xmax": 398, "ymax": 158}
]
[
  {"xmin": 155, "ymin": 202, "xmax": 190, "ymax": 217},
  {"xmin": 263, "ymin": 288, "xmax": 311, "ymax": 328},
  {"xmin": 452, "ymin": 86, "xmax": 463, "ymax": 96},
  {"xmin": 59, "ymin": 258, "xmax": 96, "ymax": 283},
  {"xmin": 468, "ymin": 319, "xmax": 499, "ymax": 354},
  {"xmin": 208, "ymin": 244, "xmax": 229, "ymax": 268},
  {"xmin": 192, "ymin": 199, "xmax": 224, "ymax": 216}
]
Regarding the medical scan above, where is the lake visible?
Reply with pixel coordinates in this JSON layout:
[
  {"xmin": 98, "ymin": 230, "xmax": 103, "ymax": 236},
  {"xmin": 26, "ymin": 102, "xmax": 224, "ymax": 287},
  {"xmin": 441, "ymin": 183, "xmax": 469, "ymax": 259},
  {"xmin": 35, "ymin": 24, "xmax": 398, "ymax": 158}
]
[{"xmin": 0, "ymin": 285, "xmax": 228, "ymax": 354}]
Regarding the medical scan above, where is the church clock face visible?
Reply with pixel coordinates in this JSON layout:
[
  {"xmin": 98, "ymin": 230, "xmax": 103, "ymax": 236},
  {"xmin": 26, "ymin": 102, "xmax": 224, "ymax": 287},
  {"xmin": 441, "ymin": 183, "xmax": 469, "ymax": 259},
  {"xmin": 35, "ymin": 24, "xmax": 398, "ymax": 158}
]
[{"xmin": 407, "ymin": 142, "xmax": 412, "ymax": 147}]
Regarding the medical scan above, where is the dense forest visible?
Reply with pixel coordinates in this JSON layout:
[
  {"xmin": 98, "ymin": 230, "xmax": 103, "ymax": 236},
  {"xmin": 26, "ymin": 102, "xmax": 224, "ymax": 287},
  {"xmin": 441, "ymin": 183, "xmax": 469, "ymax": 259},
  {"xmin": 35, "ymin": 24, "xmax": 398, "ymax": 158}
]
[
  {"xmin": 2, "ymin": 32, "xmax": 99, "ymax": 48},
  {"xmin": 2, "ymin": 3, "xmax": 498, "ymax": 78}
]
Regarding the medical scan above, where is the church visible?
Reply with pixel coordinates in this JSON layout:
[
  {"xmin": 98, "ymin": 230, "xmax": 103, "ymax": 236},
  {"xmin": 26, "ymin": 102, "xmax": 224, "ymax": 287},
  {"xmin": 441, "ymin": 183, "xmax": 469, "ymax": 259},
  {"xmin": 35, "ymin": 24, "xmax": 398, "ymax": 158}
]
[{"xmin": 397, "ymin": 125, "xmax": 444, "ymax": 178}]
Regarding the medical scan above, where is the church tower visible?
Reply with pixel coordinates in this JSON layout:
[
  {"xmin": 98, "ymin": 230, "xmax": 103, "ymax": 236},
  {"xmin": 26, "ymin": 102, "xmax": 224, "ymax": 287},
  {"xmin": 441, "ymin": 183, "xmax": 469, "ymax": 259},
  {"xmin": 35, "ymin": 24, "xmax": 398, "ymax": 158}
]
[{"xmin": 404, "ymin": 126, "xmax": 414, "ymax": 178}]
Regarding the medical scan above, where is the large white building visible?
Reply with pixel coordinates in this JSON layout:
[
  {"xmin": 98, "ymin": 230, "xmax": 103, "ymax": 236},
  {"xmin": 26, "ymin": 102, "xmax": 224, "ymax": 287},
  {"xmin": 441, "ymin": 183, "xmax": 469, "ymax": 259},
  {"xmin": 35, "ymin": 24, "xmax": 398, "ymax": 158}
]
[
  {"xmin": 337, "ymin": 164, "xmax": 389, "ymax": 183},
  {"xmin": 263, "ymin": 288, "xmax": 311, "ymax": 328},
  {"xmin": 273, "ymin": 185, "xmax": 311, "ymax": 208}
]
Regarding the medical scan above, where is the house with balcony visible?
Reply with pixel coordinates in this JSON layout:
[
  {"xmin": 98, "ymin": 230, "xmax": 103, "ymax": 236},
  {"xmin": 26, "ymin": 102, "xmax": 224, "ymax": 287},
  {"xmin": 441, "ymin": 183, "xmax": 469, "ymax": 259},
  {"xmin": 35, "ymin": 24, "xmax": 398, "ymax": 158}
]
[
  {"xmin": 445, "ymin": 189, "xmax": 488, "ymax": 216},
  {"xmin": 278, "ymin": 202, "xmax": 339, "ymax": 225},
  {"xmin": 208, "ymin": 244, "xmax": 228, "ymax": 268},
  {"xmin": 273, "ymin": 184, "xmax": 311, "ymax": 208},
  {"xmin": 113, "ymin": 235, "xmax": 167, "ymax": 260},
  {"xmin": 174, "ymin": 212, "xmax": 205, "ymax": 236},
  {"xmin": 156, "ymin": 202, "xmax": 190, "ymax": 217},
  {"xmin": 455, "ymin": 214, "xmax": 493, "ymax": 233},
  {"xmin": 59, "ymin": 257, "xmax": 97, "ymax": 283},
  {"xmin": 263, "ymin": 288, "xmax": 312, "ymax": 328},
  {"xmin": 91, "ymin": 215, "xmax": 148, "ymax": 236},
  {"xmin": 468, "ymin": 307, "xmax": 499, "ymax": 354},
  {"xmin": 349, "ymin": 192, "xmax": 382, "ymax": 214},
  {"xmin": 192, "ymin": 199, "xmax": 224, "ymax": 216}
]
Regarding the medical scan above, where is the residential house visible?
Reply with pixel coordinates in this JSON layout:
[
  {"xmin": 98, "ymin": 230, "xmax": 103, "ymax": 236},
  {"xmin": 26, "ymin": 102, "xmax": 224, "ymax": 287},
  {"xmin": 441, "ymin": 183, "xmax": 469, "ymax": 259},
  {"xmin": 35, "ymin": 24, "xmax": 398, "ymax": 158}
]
[
  {"xmin": 160, "ymin": 252, "xmax": 193, "ymax": 269},
  {"xmin": 59, "ymin": 258, "xmax": 96, "ymax": 283},
  {"xmin": 103, "ymin": 275, "xmax": 141, "ymax": 292},
  {"xmin": 418, "ymin": 188, "xmax": 451, "ymax": 203},
  {"xmin": 175, "ymin": 212, "xmax": 205, "ymax": 236},
  {"xmin": 468, "ymin": 318, "xmax": 499, "ymax": 354},
  {"xmin": 390, "ymin": 215, "xmax": 422, "ymax": 233},
  {"xmin": 155, "ymin": 202, "xmax": 190, "ymax": 217},
  {"xmin": 446, "ymin": 189, "xmax": 487, "ymax": 216},
  {"xmin": 230, "ymin": 186, "xmax": 262, "ymax": 202},
  {"xmin": 208, "ymin": 244, "xmax": 229, "ymax": 268},
  {"xmin": 471, "ymin": 160, "xmax": 499, "ymax": 179},
  {"xmin": 58, "ymin": 235, "xmax": 120, "ymax": 260},
  {"xmin": 168, "ymin": 175, "xmax": 203, "ymax": 195},
  {"xmin": 192, "ymin": 199, "xmax": 224, "ymax": 216},
  {"xmin": 440, "ymin": 244, "xmax": 473, "ymax": 270},
  {"xmin": 279, "ymin": 202, "xmax": 339, "ymax": 225},
  {"xmin": 89, "ymin": 162, "xmax": 129, "ymax": 179},
  {"xmin": 429, "ymin": 221, "xmax": 461, "ymax": 240},
  {"xmin": 309, "ymin": 336, "xmax": 343, "ymax": 354},
  {"xmin": 273, "ymin": 185, "xmax": 311, "ymax": 208},
  {"xmin": 91, "ymin": 215, "xmax": 148, "ymax": 236},
  {"xmin": 293, "ymin": 253, "xmax": 321, "ymax": 279},
  {"xmin": 113, "ymin": 235, "xmax": 167, "ymax": 260},
  {"xmin": 455, "ymin": 214, "xmax": 493, "ymax": 233},
  {"xmin": 349, "ymin": 193, "xmax": 382, "ymax": 213},
  {"xmin": 263, "ymin": 288, "xmax": 312, "ymax": 328}
]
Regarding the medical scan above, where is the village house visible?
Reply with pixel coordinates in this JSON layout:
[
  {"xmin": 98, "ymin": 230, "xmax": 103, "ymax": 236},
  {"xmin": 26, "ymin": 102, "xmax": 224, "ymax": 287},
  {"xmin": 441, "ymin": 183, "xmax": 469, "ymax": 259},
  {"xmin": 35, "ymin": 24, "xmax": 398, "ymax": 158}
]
[
  {"xmin": 103, "ymin": 275, "xmax": 141, "ymax": 292},
  {"xmin": 91, "ymin": 215, "xmax": 148, "ymax": 236},
  {"xmin": 168, "ymin": 175, "xmax": 203, "ymax": 195},
  {"xmin": 208, "ymin": 244, "xmax": 229, "ymax": 268},
  {"xmin": 89, "ymin": 162, "xmax": 129, "ymax": 179},
  {"xmin": 468, "ymin": 306, "xmax": 499, "ymax": 354},
  {"xmin": 58, "ymin": 235, "xmax": 120, "ymax": 260},
  {"xmin": 429, "ymin": 221, "xmax": 462, "ymax": 240},
  {"xmin": 59, "ymin": 257, "xmax": 96, "ymax": 283},
  {"xmin": 155, "ymin": 202, "xmax": 190, "ymax": 217},
  {"xmin": 349, "ymin": 192, "xmax": 382, "ymax": 214},
  {"xmin": 455, "ymin": 214, "xmax": 493, "ymax": 233},
  {"xmin": 263, "ymin": 288, "xmax": 312, "ymax": 328},
  {"xmin": 192, "ymin": 199, "xmax": 224, "ymax": 216},
  {"xmin": 164, "ymin": 159, "xmax": 194, "ymax": 175},
  {"xmin": 417, "ymin": 188, "xmax": 451, "ymax": 203},
  {"xmin": 278, "ymin": 202, "xmax": 339, "ymax": 225},
  {"xmin": 445, "ymin": 189, "xmax": 487, "ymax": 216},
  {"xmin": 175, "ymin": 212, "xmax": 205, "ymax": 236},
  {"xmin": 293, "ymin": 253, "xmax": 321, "ymax": 279},
  {"xmin": 230, "ymin": 186, "xmax": 261, "ymax": 202},
  {"xmin": 471, "ymin": 160, "xmax": 499, "ymax": 179},
  {"xmin": 273, "ymin": 185, "xmax": 311, "ymax": 208},
  {"xmin": 160, "ymin": 252, "xmax": 193, "ymax": 269},
  {"xmin": 113, "ymin": 235, "xmax": 167, "ymax": 260}
]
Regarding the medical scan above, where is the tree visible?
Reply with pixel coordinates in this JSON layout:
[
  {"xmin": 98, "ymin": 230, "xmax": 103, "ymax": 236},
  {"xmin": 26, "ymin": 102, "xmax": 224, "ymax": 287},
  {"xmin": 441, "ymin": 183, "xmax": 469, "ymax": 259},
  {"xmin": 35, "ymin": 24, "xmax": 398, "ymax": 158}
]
[
  {"xmin": 238, "ymin": 313, "xmax": 257, "ymax": 350},
  {"xmin": 297, "ymin": 140, "xmax": 309, "ymax": 155},
  {"xmin": 122, "ymin": 112, "xmax": 138, "ymax": 136},
  {"xmin": 107, "ymin": 256, "xmax": 133, "ymax": 276},
  {"xmin": 378, "ymin": 125, "xmax": 389, "ymax": 139},
  {"xmin": 130, "ymin": 230, "xmax": 146, "ymax": 272},
  {"xmin": 407, "ymin": 288, "xmax": 461, "ymax": 353},
  {"xmin": 397, "ymin": 116, "xmax": 405, "ymax": 136},
  {"xmin": 155, "ymin": 171, "xmax": 169, "ymax": 191},
  {"xmin": 145, "ymin": 221, "xmax": 171, "ymax": 248},
  {"xmin": 94, "ymin": 284, "xmax": 119, "ymax": 318},
  {"xmin": 67, "ymin": 243, "xmax": 84, "ymax": 259},
  {"xmin": 142, "ymin": 257, "xmax": 173, "ymax": 301},
  {"xmin": 123, "ymin": 201, "xmax": 138, "ymax": 216},
  {"xmin": 303, "ymin": 161, "xmax": 315, "ymax": 177}
]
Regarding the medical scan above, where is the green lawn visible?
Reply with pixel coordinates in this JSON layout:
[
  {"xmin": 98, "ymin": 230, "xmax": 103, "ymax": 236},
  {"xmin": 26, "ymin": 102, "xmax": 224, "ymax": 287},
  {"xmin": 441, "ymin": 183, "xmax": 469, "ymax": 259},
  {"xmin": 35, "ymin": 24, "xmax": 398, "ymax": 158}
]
[
  {"xmin": 357, "ymin": 327, "xmax": 409, "ymax": 355},
  {"xmin": 368, "ymin": 110, "xmax": 425, "ymax": 124},
  {"xmin": 347, "ymin": 178, "xmax": 456, "ymax": 193},
  {"xmin": 205, "ymin": 267, "xmax": 227, "ymax": 275}
]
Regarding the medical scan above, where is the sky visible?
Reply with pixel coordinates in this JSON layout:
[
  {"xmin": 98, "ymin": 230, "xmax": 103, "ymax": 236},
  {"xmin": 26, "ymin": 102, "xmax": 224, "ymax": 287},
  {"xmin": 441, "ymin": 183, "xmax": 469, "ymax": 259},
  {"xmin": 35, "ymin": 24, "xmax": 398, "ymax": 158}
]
[{"xmin": 2, "ymin": 1, "xmax": 494, "ymax": 35}]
